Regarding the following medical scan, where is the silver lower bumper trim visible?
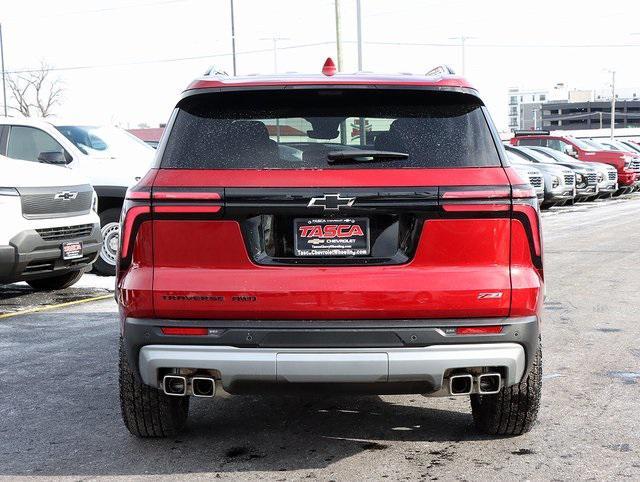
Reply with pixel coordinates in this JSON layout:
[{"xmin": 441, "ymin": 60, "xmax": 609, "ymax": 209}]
[{"xmin": 139, "ymin": 343, "xmax": 526, "ymax": 394}]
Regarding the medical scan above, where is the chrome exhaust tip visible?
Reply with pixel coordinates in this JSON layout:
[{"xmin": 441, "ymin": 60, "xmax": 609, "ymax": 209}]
[
  {"xmin": 192, "ymin": 377, "xmax": 216, "ymax": 398},
  {"xmin": 477, "ymin": 373, "xmax": 502, "ymax": 395},
  {"xmin": 449, "ymin": 373, "xmax": 473, "ymax": 395},
  {"xmin": 162, "ymin": 375, "xmax": 187, "ymax": 396}
]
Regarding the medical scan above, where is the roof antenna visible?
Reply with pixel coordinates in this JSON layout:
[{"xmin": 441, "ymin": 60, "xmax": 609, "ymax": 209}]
[{"xmin": 322, "ymin": 57, "xmax": 337, "ymax": 76}]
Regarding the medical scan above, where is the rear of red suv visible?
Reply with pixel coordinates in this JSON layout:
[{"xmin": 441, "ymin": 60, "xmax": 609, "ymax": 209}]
[{"xmin": 117, "ymin": 70, "xmax": 543, "ymax": 438}]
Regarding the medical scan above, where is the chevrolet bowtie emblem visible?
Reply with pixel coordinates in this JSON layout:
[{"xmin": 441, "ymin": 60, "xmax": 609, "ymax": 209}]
[
  {"xmin": 54, "ymin": 191, "xmax": 78, "ymax": 201},
  {"xmin": 307, "ymin": 194, "xmax": 355, "ymax": 211}
]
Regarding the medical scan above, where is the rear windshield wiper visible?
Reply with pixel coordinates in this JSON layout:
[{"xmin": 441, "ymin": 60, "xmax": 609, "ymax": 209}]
[{"xmin": 327, "ymin": 150, "xmax": 409, "ymax": 164}]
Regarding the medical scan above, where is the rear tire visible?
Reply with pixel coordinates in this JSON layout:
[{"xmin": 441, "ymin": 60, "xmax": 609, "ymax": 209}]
[
  {"xmin": 119, "ymin": 339, "xmax": 190, "ymax": 437},
  {"xmin": 93, "ymin": 208, "xmax": 120, "ymax": 276},
  {"xmin": 470, "ymin": 344, "xmax": 542, "ymax": 436},
  {"xmin": 26, "ymin": 270, "xmax": 83, "ymax": 290}
]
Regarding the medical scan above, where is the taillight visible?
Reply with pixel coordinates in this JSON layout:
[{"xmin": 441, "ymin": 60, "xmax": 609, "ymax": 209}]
[
  {"xmin": 118, "ymin": 170, "xmax": 155, "ymax": 272},
  {"xmin": 511, "ymin": 184, "xmax": 543, "ymax": 280},
  {"xmin": 118, "ymin": 175, "xmax": 226, "ymax": 272},
  {"xmin": 438, "ymin": 184, "xmax": 543, "ymax": 280},
  {"xmin": 439, "ymin": 186, "xmax": 511, "ymax": 212},
  {"xmin": 152, "ymin": 188, "xmax": 223, "ymax": 216}
]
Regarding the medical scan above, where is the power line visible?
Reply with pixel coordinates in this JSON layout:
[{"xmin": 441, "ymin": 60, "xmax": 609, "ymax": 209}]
[
  {"xmin": 5, "ymin": 41, "xmax": 336, "ymax": 75},
  {"xmin": 8, "ymin": 37, "xmax": 640, "ymax": 76},
  {"xmin": 4, "ymin": 0, "xmax": 190, "ymax": 21},
  {"xmin": 361, "ymin": 40, "xmax": 640, "ymax": 48}
]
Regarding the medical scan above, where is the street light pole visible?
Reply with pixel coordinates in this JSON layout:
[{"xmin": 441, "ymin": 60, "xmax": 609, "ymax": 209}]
[
  {"xmin": 448, "ymin": 36, "xmax": 476, "ymax": 76},
  {"xmin": 356, "ymin": 0, "xmax": 363, "ymax": 71},
  {"xmin": 0, "ymin": 23, "xmax": 7, "ymax": 117},
  {"xmin": 260, "ymin": 36, "xmax": 289, "ymax": 74},
  {"xmin": 334, "ymin": 0, "xmax": 343, "ymax": 72},
  {"xmin": 610, "ymin": 70, "xmax": 616, "ymax": 140},
  {"xmin": 230, "ymin": 0, "xmax": 237, "ymax": 75}
]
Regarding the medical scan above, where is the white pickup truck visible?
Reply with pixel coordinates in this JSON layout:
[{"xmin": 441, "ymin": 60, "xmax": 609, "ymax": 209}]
[
  {"xmin": 0, "ymin": 155, "xmax": 102, "ymax": 289},
  {"xmin": 0, "ymin": 118, "xmax": 155, "ymax": 275}
]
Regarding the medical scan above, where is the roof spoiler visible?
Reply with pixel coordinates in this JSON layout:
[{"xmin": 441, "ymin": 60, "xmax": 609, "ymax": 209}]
[{"xmin": 513, "ymin": 129, "xmax": 550, "ymax": 137}]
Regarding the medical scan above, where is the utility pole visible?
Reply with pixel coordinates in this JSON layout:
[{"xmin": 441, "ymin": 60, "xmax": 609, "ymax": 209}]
[
  {"xmin": 355, "ymin": 0, "xmax": 365, "ymax": 145},
  {"xmin": 598, "ymin": 111, "xmax": 603, "ymax": 129},
  {"xmin": 609, "ymin": 70, "xmax": 616, "ymax": 140},
  {"xmin": 334, "ymin": 0, "xmax": 347, "ymax": 145},
  {"xmin": 230, "ymin": 0, "xmax": 237, "ymax": 75},
  {"xmin": 356, "ymin": 0, "xmax": 363, "ymax": 71},
  {"xmin": 0, "ymin": 23, "xmax": 7, "ymax": 117},
  {"xmin": 449, "ymin": 35, "xmax": 476, "ymax": 76},
  {"xmin": 334, "ymin": 0, "xmax": 343, "ymax": 71},
  {"xmin": 533, "ymin": 109, "xmax": 538, "ymax": 130},
  {"xmin": 260, "ymin": 36, "xmax": 288, "ymax": 143}
]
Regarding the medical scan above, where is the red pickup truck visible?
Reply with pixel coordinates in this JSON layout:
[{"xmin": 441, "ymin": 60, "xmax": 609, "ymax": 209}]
[{"xmin": 510, "ymin": 133, "xmax": 639, "ymax": 193}]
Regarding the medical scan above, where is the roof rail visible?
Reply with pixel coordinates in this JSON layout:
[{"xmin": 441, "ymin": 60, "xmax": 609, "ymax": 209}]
[
  {"xmin": 513, "ymin": 129, "xmax": 550, "ymax": 137},
  {"xmin": 425, "ymin": 65, "xmax": 456, "ymax": 76}
]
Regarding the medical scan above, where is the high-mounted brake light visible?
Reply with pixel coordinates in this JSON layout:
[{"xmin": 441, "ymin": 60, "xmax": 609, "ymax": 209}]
[
  {"xmin": 322, "ymin": 57, "xmax": 336, "ymax": 76},
  {"xmin": 455, "ymin": 326, "xmax": 503, "ymax": 335},
  {"xmin": 161, "ymin": 327, "xmax": 209, "ymax": 336}
]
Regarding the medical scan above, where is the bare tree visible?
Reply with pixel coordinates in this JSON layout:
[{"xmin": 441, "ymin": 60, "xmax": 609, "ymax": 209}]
[{"xmin": 7, "ymin": 62, "xmax": 64, "ymax": 117}]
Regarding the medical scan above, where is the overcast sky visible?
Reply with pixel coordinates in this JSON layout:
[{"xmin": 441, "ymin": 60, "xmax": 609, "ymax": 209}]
[{"xmin": 2, "ymin": 0, "xmax": 640, "ymax": 130}]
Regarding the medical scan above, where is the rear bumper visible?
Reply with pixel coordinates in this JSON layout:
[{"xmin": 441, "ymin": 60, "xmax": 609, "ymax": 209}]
[
  {"xmin": 139, "ymin": 343, "xmax": 525, "ymax": 395},
  {"xmin": 124, "ymin": 315, "xmax": 539, "ymax": 395},
  {"xmin": 0, "ymin": 224, "xmax": 102, "ymax": 284}
]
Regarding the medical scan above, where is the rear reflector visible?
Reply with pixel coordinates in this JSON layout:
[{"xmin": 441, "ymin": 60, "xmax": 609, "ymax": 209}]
[
  {"xmin": 161, "ymin": 327, "xmax": 209, "ymax": 336},
  {"xmin": 455, "ymin": 325, "xmax": 503, "ymax": 335}
]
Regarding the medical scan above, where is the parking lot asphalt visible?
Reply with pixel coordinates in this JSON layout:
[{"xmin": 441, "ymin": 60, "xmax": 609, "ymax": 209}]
[{"xmin": 0, "ymin": 196, "xmax": 639, "ymax": 480}]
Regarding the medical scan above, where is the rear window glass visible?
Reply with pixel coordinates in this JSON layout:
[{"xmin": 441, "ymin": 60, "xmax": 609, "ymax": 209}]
[{"xmin": 161, "ymin": 89, "xmax": 500, "ymax": 169}]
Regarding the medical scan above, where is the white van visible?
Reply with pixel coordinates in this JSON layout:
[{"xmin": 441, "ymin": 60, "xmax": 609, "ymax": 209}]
[
  {"xmin": 0, "ymin": 155, "xmax": 102, "ymax": 289},
  {"xmin": 0, "ymin": 118, "xmax": 154, "ymax": 275}
]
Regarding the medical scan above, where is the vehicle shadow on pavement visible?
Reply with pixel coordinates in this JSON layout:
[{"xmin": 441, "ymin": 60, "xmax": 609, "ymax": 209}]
[
  {"xmin": 0, "ymin": 284, "xmax": 111, "ymax": 316},
  {"xmin": 0, "ymin": 311, "xmax": 496, "ymax": 477}
]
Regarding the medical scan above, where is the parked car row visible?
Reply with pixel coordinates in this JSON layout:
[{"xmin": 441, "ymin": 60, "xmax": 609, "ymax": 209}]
[
  {"xmin": 510, "ymin": 131, "xmax": 640, "ymax": 197},
  {"xmin": 508, "ymin": 132, "xmax": 640, "ymax": 208}
]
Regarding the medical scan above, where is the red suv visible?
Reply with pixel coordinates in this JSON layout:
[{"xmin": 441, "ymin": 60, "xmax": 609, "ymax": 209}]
[
  {"xmin": 117, "ymin": 64, "xmax": 543, "ymax": 438},
  {"xmin": 510, "ymin": 133, "xmax": 639, "ymax": 192}
]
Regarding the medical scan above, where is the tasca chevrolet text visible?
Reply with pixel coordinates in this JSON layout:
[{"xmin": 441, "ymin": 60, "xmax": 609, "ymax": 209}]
[{"xmin": 117, "ymin": 61, "xmax": 544, "ymax": 438}]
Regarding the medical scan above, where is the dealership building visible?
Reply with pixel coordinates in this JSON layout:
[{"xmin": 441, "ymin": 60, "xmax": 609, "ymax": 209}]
[{"xmin": 508, "ymin": 85, "xmax": 640, "ymax": 132}]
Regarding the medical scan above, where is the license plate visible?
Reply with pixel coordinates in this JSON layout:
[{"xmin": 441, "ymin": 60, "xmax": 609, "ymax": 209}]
[
  {"xmin": 294, "ymin": 218, "xmax": 370, "ymax": 257},
  {"xmin": 62, "ymin": 241, "xmax": 83, "ymax": 260}
]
